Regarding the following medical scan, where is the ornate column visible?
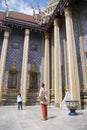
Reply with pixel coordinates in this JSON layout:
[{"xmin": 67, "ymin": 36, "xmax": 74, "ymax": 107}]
[
  {"xmin": 51, "ymin": 32, "xmax": 54, "ymax": 98},
  {"xmin": 63, "ymin": 25, "xmax": 68, "ymax": 91},
  {"xmin": 0, "ymin": 30, "xmax": 10, "ymax": 102},
  {"xmin": 64, "ymin": 7, "xmax": 80, "ymax": 100},
  {"xmin": 44, "ymin": 32, "xmax": 50, "ymax": 103},
  {"xmin": 41, "ymin": 34, "xmax": 45, "ymax": 84},
  {"xmin": 54, "ymin": 18, "xmax": 62, "ymax": 106},
  {"xmin": 21, "ymin": 29, "xmax": 30, "ymax": 105}
]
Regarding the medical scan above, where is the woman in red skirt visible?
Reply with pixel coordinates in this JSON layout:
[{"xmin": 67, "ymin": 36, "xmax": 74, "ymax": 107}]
[{"xmin": 39, "ymin": 83, "xmax": 48, "ymax": 120}]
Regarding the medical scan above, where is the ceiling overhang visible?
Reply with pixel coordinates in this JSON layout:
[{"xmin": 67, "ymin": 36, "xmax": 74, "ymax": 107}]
[{"xmin": 3, "ymin": 17, "xmax": 47, "ymax": 32}]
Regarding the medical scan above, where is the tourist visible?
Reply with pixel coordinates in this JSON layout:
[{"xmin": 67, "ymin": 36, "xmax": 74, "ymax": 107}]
[
  {"xmin": 17, "ymin": 93, "xmax": 23, "ymax": 110},
  {"xmin": 39, "ymin": 83, "xmax": 48, "ymax": 120}
]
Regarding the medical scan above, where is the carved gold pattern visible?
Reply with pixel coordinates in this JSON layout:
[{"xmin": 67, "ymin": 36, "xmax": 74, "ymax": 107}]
[
  {"xmin": 29, "ymin": 63, "xmax": 40, "ymax": 90},
  {"xmin": 8, "ymin": 58, "xmax": 19, "ymax": 89},
  {"xmin": 8, "ymin": 58, "xmax": 19, "ymax": 72}
]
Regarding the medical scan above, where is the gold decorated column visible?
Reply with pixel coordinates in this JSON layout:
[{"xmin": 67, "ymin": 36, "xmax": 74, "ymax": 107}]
[
  {"xmin": 54, "ymin": 18, "xmax": 62, "ymax": 106},
  {"xmin": 0, "ymin": 30, "xmax": 10, "ymax": 102},
  {"xmin": 41, "ymin": 34, "xmax": 45, "ymax": 83},
  {"xmin": 44, "ymin": 32, "xmax": 50, "ymax": 103},
  {"xmin": 21, "ymin": 29, "xmax": 30, "ymax": 105},
  {"xmin": 64, "ymin": 7, "xmax": 80, "ymax": 100},
  {"xmin": 51, "ymin": 32, "xmax": 54, "ymax": 97},
  {"xmin": 63, "ymin": 25, "xmax": 68, "ymax": 91}
]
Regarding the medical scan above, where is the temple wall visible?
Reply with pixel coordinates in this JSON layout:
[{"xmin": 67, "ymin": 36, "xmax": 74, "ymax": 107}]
[
  {"xmin": 79, "ymin": 2, "xmax": 87, "ymax": 59},
  {"xmin": 6, "ymin": 29, "xmax": 24, "ymax": 70},
  {"xmin": 3, "ymin": 29, "xmax": 42, "ymax": 89},
  {"xmin": 72, "ymin": 9, "xmax": 83, "ymax": 85},
  {"xmin": 71, "ymin": 2, "xmax": 87, "ymax": 87},
  {"xmin": 28, "ymin": 31, "xmax": 42, "ymax": 71},
  {"xmin": 28, "ymin": 31, "xmax": 42, "ymax": 88},
  {"xmin": 4, "ymin": 29, "xmax": 24, "ymax": 88}
]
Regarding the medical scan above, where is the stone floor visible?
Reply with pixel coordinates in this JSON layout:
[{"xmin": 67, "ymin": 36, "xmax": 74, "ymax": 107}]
[{"xmin": 0, "ymin": 105, "xmax": 87, "ymax": 130}]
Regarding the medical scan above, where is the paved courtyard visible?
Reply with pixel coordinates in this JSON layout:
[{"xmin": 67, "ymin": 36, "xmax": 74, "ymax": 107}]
[{"xmin": 0, "ymin": 105, "xmax": 87, "ymax": 130}]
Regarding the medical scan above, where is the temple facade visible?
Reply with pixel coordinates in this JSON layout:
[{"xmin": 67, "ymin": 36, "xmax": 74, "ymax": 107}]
[{"xmin": 0, "ymin": 0, "xmax": 87, "ymax": 109}]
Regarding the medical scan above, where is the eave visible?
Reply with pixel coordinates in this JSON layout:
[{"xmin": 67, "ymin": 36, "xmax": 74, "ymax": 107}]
[
  {"xmin": 0, "ymin": 24, "xmax": 11, "ymax": 31},
  {"xmin": 3, "ymin": 17, "xmax": 47, "ymax": 32}
]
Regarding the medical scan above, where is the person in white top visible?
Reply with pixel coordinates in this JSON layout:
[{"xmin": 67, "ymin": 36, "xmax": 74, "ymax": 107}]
[
  {"xmin": 39, "ymin": 83, "xmax": 48, "ymax": 120},
  {"xmin": 17, "ymin": 93, "xmax": 23, "ymax": 110}
]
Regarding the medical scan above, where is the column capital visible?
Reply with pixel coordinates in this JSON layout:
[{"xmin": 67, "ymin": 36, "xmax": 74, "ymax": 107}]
[
  {"xmin": 45, "ymin": 32, "xmax": 49, "ymax": 40},
  {"xmin": 54, "ymin": 18, "xmax": 59, "ymax": 27},
  {"xmin": 64, "ymin": 7, "xmax": 72, "ymax": 18},
  {"xmin": 25, "ymin": 29, "xmax": 30, "ymax": 36},
  {"xmin": 4, "ymin": 30, "xmax": 10, "ymax": 39}
]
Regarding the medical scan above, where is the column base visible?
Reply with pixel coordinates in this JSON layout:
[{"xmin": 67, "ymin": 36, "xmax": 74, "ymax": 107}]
[
  {"xmin": 0, "ymin": 102, "xmax": 2, "ymax": 106},
  {"xmin": 65, "ymin": 87, "xmax": 69, "ymax": 92},
  {"xmin": 22, "ymin": 102, "xmax": 27, "ymax": 106},
  {"xmin": 82, "ymin": 89, "xmax": 87, "ymax": 93},
  {"xmin": 47, "ymin": 102, "xmax": 50, "ymax": 106},
  {"xmin": 0, "ymin": 97, "xmax": 2, "ymax": 104},
  {"xmin": 54, "ymin": 103, "xmax": 60, "ymax": 107},
  {"xmin": 81, "ymin": 84, "xmax": 87, "ymax": 91}
]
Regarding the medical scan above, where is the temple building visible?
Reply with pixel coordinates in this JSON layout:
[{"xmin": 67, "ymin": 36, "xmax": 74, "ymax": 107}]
[{"xmin": 0, "ymin": 0, "xmax": 87, "ymax": 109}]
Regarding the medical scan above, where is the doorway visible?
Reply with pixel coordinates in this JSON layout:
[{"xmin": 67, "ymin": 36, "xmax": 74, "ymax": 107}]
[{"xmin": 28, "ymin": 63, "xmax": 40, "ymax": 90}]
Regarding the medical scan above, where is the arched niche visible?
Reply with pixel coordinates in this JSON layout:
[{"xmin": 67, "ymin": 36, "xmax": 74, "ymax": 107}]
[
  {"xmin": 28, "ymin": 63, "xmax": 40, "ymax": 91},
  {"xmin": 8, "ymin": 59, "xmax": 20, "ymax": 90}
]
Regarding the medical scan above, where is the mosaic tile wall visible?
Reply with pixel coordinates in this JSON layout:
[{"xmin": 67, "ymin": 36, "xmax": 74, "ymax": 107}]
[
  {"xmin": 4, "ymin": 29, "xmax": 42, "ymax": 89},
  {"xmin": 80, "ymin": 3, "xmax": 87, "ymax": 86},
  {"xmin": 28, "ymin": 31, "xmax": 42, "ymax": 71},
  {"xmin": 73, "ymin": 2, "xmax": 87, "ymax": 85},
  {"xmin": 28, "ymin": 31, "xmax": 42, "ymax": 87},
  {"xmin": 72, "ymin": 10, "xmax": 83, "ymax": 85},
  {"xmin": 6, "ymin": 29, "xmax": 24, "ymax": 70},
  {"xmin": 4, "ymin": 29, "xmax": 24, "ymax": 88},
  {"xmin": 80, "ymin": 3, "xmax": 87, "ymax": 55}
]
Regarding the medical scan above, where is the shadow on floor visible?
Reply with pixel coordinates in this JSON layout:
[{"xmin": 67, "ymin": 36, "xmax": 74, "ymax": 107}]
[
  {"xmin": 77, "ymin": 112, "xmax": 83, "ymax": 115},
  {"xmin": 47, "ymin": 116, "xmax": 56, "ymax": 120}
]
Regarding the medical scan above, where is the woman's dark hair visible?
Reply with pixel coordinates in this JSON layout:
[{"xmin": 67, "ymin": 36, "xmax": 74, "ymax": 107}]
[
  {"xmin": 18, "ymin": 92, "xmax": 21, "ymax": 96},
  {"xmin": 42, "ymin": 83, "xmax": 45, "ymax": 87}
]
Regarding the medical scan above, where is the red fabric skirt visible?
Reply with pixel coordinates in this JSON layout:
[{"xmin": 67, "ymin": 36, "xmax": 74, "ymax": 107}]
[{"xmin": 41, "ymin": 104, "xmax": 47, "ymax": 120}]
